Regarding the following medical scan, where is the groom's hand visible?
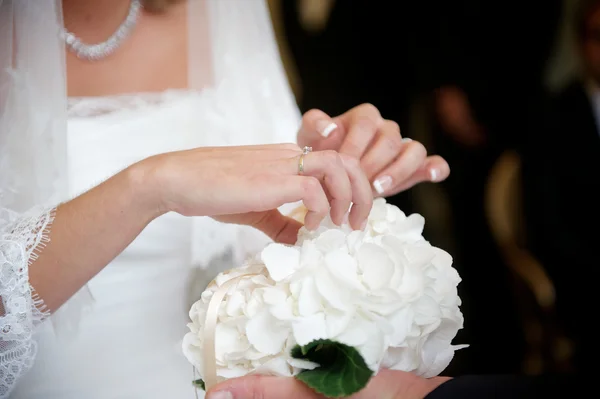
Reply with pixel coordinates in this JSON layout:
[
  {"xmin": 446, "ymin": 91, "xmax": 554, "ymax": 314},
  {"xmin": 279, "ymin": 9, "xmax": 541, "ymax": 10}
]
[
  {"xmin": 297, "ymin": 104, "xmax": 450, "ymax": 197},
  {"xmin": 205, "ymin": 369, "xmax": 450, "ymax": 399}
]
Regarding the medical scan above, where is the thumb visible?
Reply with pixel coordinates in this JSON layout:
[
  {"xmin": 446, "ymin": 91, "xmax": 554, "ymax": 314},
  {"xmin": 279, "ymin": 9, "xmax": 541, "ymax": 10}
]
[
  {"xmin": 297, "ymin": 108, "xmax": 342, "ymax": 150},
  {"xmin": 251, "ymin": 209, "xmax": 303, "ymax": 245},
  {"xmin": 206, "ymin": 375, "xmax": 322, "ymax": 399}
]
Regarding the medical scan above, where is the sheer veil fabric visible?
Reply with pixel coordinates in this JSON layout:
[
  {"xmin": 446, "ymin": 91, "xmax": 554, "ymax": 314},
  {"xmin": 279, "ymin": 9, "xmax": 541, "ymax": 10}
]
[{"xmin": 0, "ymin": 0, "xmax": 301, "ymax": 396}]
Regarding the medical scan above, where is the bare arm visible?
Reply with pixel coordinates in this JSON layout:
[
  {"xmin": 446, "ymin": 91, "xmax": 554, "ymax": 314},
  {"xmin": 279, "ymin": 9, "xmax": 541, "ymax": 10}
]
[{"xmin": 29, "ymin": 163, "xmax": 160, "ymax": 312}]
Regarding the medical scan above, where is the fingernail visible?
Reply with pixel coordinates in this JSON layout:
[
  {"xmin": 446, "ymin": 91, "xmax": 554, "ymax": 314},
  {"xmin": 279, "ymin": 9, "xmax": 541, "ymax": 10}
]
[
  {"xmin": 401, "ymin": 137, "xmax": 413, "ymax": 143},
  {"xmin": 207, "ymin": 391, "xmax": 233, "ymax": 399},
  {"xmin": 360, "ymin": 220, "xmax": 367, "ymax": 230},
  {"xmin": 430, "ymin": 168, "xmax": 439, "ymax": 182},
  {"xmin": 316, "ymin": 120, "xmax": 338, "ymax": 138},
  {"xmin": 373, "ymin": 176, "xmax": 392, "ymax": 195}
]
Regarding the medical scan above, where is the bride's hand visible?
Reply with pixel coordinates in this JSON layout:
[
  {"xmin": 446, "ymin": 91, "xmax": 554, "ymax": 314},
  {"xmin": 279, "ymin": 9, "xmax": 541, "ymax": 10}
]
[
  {"xmin": 297, "ymin": 104, "xmax": 450, "ymax": 197},
  {"xmin": 139, "ymin": 144, "xmax": 373, "ymax": 244}
]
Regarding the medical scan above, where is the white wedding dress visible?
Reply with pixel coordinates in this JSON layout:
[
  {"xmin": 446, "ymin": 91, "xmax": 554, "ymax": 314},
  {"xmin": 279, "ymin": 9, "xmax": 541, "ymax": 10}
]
[
  {"xmin": 12, "ymin": 91, "xmax": 279, "ymax": 398},
  {"xmin": 0, "ymin": 1, "xmax": 301, "ymax": 398}
]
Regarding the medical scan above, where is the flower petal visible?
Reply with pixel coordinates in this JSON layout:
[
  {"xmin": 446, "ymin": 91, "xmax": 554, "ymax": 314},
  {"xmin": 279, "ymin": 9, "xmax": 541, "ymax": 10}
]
[
  {"xmin": 225, "ymin": 291, "xmax": 246, "ymax": 317},
  {"xmin": 270, "ymin": 297, "xmax": 296, "ymax": 320},
  {"xmin": 358, "ymin": 243, "xmax": 395, "ymax": 290},
  {"xmin": 315, "ymin": 268, "xmax": 352, "ymax": 310},
  {"xmin": 215, "ymin": 323, "xmax": 248, "ymax": 363},
  {"xmin": 246, "ymin": 309, "xmax": 289, "ymax": 355},
  {"xmin": 325, "ymin": 308, "xmax": 354, "ymax": 338},
  {"xmin": 252, "ymin": 357, "xmax": 294, "ymax": 377},
  {"xmin": 262, "ymin": 243, "xmax": 300, "ymax": 282},
  {"xmin": 292, "ymin": 312, "xmax": 328, "ymax": 346},
  {"xmin": 288, "ymin": 357, "xmax": 320, "ymax": 371},
  {"xmin": 324, "ymin": 249, "xmax": 364, "ymax": 291},
  {"xmin": 297, "ymin": 277, "xmax": 322, "ymax": 316},
  {"xmin": 314, "ymin": 229, "xmax": 348, "ymax": 252}
]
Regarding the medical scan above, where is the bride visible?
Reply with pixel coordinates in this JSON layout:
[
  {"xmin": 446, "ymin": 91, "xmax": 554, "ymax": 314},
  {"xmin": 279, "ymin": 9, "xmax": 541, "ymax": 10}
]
[{"xmin": 0, "ymin": 0, "xmax": 449, "ymax": 398}]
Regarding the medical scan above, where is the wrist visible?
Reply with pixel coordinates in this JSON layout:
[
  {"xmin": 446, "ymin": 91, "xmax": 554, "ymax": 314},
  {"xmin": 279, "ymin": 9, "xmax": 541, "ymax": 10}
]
[{"xmin": 124, "ymin": 158, "xmax": 168, "ymax": 222}]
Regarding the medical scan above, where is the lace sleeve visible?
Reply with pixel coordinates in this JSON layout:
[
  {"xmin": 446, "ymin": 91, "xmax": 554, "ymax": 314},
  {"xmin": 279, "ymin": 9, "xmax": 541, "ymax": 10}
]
[{"xmin": 0, "ymin": 207, "xmax": 54, "ymax": 398}]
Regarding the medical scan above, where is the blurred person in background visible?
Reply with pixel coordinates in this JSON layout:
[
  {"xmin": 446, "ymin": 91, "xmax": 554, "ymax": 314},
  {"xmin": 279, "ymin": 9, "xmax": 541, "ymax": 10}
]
[
  {"xmin": 429, "ymin": 0, "xmax": 564, "ymax": 374},
  {"xmin": 522, "ymin": 0, "xmax": 600, "ymax": 373}
]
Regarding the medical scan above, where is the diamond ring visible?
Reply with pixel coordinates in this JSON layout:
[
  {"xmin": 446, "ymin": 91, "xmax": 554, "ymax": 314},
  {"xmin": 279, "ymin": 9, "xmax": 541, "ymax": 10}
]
[{"xmin": 298, "ymin": 146, "xmax": 312, "ymax": 175}]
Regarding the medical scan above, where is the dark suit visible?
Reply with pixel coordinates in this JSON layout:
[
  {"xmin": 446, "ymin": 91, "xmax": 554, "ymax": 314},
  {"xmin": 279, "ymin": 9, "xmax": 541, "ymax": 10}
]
[
  {"xmin": 522, "ymin": 80, "xmax": 600, "ymax": 372},
  {"xmin": 425, "ymin": 374, "xmax": 583, "ymax": 398}
]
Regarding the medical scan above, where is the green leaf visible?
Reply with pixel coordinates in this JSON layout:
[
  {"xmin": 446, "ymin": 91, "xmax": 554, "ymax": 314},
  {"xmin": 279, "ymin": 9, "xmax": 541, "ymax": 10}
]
[
  {"xmin": 192, "ymin": 379, "xmax": 205, "ymax": 390},
  {"xmin": 291, "ymin": 339, "xmax": 373, "ymax": 398}
]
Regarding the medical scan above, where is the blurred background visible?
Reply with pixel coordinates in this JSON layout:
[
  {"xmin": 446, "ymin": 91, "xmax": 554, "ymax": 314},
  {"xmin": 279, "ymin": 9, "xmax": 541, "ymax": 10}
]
[{"xmin": 269, "ymin": 0, "xmax": 599, "ymax": 377}]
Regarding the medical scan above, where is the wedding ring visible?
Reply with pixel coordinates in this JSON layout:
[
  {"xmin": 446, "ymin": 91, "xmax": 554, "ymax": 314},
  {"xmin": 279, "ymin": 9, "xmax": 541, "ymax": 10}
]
[{"xmin": 298, "ymin": 146, "xmax": 312, "ymax": 175}]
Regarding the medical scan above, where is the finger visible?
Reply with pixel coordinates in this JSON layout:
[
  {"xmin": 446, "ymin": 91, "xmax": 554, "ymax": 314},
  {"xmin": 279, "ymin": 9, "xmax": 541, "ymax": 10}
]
[
  {"xmin": 246, "ymin": 210, "xmax": 304, "ymax": 244},
  {"xmin": 292, "ymin": 150, "xmax": 353, "ymax": 226},
  {"xmin": 339, "ymin": 154, "xmax": 373, "ymax": 230},
  {"xmin": 206, "ymin": 143, "xmax": 301, "ymax": 154},
  {"xmin": 297, "ymin": 108, "xmax": 342, "ymax": 150},
  {"xmin": 297, "ymin": 176, "xmax": 331, "ymax": 230},
  {"xmin": 360, "ymin": 120, "xmax": 403, "ymax": 180},
  {"xmin": 234, "ymin": 175, "xmax": 328, "ymax": 230},
  {"xmin": 371, "ymin": 140, "xmax": 427, "ymax": 196},
  {"xmin": 336, "ymin": 103, "xmax": 383, "ymax": 159},
  {"xmin": 207, "ymin": 375, "xmax": 323, "ymax": 399},
  {"xmin": 387, "ymin": 155, "xmax": 450, "ymax": 195}
]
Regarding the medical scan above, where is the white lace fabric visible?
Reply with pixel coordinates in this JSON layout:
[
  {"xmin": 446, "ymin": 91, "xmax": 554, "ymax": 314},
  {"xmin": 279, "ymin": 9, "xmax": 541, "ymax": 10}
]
[{"xmin": 0, "ymin": 207, "xmax": 53, "ymax": 398}]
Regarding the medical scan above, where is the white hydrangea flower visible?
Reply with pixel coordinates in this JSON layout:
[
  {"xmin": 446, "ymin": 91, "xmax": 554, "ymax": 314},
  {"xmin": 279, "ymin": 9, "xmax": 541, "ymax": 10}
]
[{"xmin": 183, "ymin": 198, "xmax": 466, "ymax": 385}]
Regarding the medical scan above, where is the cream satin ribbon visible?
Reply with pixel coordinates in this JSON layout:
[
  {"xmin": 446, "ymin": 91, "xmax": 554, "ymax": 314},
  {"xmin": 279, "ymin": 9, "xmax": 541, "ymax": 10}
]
[
  {"xmin": 200, "ymin": 205, "xmax": 307, "ymax": 392},
  {"xmin": 201, "ymin": 269, "xmax": 262, "ymax": 391}
]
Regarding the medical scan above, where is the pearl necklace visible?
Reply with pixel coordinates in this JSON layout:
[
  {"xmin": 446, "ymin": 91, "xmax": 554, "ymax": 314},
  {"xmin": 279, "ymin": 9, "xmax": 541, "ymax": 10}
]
[{"xmin": 62, "ymin": 0, "xmax": 142, "ymax": 61}]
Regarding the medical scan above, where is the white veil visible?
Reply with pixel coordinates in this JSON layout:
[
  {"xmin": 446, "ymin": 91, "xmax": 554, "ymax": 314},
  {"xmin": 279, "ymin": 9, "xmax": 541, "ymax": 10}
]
[
  {"xmin": 0, "ymin": 0, "xmax": 68, "ymax": 212},
  {"xmin": 0, "ymin": 0, "xmax": 301, "ymax": 396}
]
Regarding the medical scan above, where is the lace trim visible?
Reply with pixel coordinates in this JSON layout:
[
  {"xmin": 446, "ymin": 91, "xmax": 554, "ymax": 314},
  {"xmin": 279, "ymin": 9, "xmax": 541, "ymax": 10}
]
[
  {"xmin": 67, "ymin": 89, "xmax": 200, "ymax": 118},
  {"xmin": 0, "ymin": 207, "xmax": 55, "ymax": 398}
]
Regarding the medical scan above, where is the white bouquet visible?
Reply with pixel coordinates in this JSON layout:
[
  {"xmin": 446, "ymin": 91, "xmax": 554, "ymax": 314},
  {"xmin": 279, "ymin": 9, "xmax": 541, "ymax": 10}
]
[{"xmin": 183, "ymin": 199, "xmax": 466, "ymax": 397}]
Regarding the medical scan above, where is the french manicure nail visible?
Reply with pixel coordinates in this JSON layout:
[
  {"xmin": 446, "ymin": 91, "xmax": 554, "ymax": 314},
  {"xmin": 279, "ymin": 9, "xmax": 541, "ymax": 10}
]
[
  {"xmin": 360, "ymin": 220, "xmax": 367, "ymax": 230},
  {"xmin": 373, "ymin": 176, "xmax": 392, "ymax": 195},
  {"xmin": 316, "ymin": 120, "xmax": 338, "ymax": 138},
  {"xmin": 430, "ymin": 168, "xmax": 439, "ymax": 182},
  {"xmin": 401, "ymin": 137, "xmax": 413, "ymax": 143},
  {"xmin": 207, "ymin": 391, "xmax": 233, "ymax": 399}
]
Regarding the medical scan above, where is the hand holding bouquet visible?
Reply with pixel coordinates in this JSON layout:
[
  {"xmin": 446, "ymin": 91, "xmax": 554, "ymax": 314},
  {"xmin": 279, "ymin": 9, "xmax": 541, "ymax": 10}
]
[{"xmin": 183, "ymin": 199, "xmax": 466, "ymax": 398}]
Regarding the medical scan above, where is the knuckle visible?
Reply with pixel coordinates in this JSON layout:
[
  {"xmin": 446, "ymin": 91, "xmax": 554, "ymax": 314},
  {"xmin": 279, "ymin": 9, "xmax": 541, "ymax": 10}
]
[
  {"xmin": 411, "ymin": 141, "xmax": 428, "ymax": 158},
  {"xmin": 340, "ymin": 153, "xmax": 360, "ymax": 169},
  {"xmin": 385, "ymin": 120, "xmax": 401, "ymax": 135},
  {"xmin": 353, "ymin": 104, "xmax": 383, "ymax": 130},
  {"xmin": 381, "ymin": 132, "xmax": 402, "ymax": 153},
  {"xmin": 404, "ymin": 140, "xmax": 427, "ymax": 159},
  {"xmin": 341, "ymin": 139, "xmax": 363, "ymax": 156},
  {"xmin": 355, "ymin": 115, "xmax": 380, "ymax": 132},
  {"xmin": 303, "ymin": 108, "xmax": 324, "ymax": 122},
  {"xmin": 302, "ymin": 176, "xmax": 322, "ymax": 195},
  {"xmin": 322, "ymin": 150, "xmax": 343, "ymax": 167},
  {"xmin": 358, "ymin": 102, "xmax": 381, "ymax": 118}
]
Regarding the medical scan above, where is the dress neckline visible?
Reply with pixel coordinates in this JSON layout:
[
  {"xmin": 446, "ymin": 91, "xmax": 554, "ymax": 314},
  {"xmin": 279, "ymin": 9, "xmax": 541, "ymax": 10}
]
[{"xmin": 67, "ymin": 89, "xmax": 203, "ymax": 118}]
